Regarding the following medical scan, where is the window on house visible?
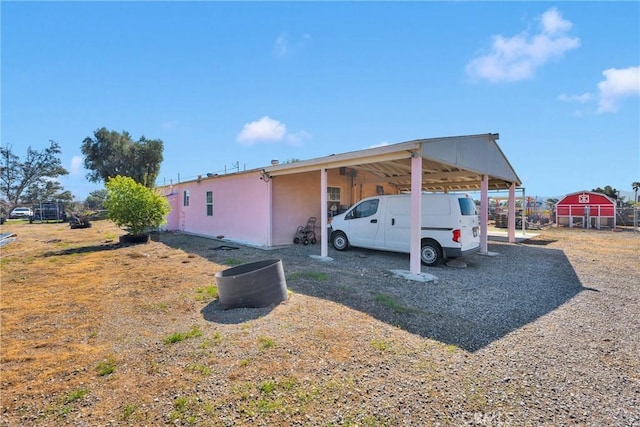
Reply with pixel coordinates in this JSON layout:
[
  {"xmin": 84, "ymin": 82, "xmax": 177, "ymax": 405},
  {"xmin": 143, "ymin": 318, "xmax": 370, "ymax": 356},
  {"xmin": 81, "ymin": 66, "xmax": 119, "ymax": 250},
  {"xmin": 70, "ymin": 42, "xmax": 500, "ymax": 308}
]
[
  {"xmin": 183, "ymin": 190, "xmax": 190, "ymax": 207},
  {"xmin": 206, "ymin": 191, "xmax": 213, "ymax": 216},
  {"xmin": 327, "ymin": 187, "xmax": 341, "ymax": 202},
  {"xmin": 327, "ymin": 186, "xmax": 342, "ymax": 215}
]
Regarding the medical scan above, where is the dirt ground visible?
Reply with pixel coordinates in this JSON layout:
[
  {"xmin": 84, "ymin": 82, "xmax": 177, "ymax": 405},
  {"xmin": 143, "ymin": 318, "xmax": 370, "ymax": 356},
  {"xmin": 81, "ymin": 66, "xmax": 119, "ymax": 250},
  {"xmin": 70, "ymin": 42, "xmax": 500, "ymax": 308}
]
[{"xmin": 1, "ymin": 220, "xmax": 638, "ymax": 426}]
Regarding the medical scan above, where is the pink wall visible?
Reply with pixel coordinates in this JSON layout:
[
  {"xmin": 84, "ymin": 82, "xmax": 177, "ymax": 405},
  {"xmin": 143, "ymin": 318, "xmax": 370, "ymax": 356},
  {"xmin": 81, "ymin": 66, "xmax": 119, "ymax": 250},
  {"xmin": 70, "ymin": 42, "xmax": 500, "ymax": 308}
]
[
  {"xmin": 165, "ymin": 172, "xmax": 271, "ymax": 245},
  {"xmin": 272, "ymin": 171, "xmax": 323, "ymax": 245},
  {"xmin": 270, "ymin": 169, "xmax": 397, "ymax": 245},
  {"xmin": 162, "ymin": 168, "xmax": 399, "ymax": 247}
]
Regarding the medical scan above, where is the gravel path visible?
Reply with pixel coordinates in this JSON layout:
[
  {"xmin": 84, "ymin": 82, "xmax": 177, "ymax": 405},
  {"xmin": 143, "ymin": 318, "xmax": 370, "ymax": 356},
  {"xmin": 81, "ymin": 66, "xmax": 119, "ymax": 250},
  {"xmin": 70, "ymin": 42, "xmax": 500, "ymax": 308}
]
[{"xmin": 189, "ymin": 227, "xmax": 640, "ymax": 425}]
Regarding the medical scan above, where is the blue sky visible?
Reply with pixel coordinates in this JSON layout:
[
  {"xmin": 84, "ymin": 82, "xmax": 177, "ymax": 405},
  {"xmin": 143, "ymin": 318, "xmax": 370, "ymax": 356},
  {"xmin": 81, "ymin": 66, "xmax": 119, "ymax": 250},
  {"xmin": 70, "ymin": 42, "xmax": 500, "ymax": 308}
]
[{"xmin": 2, "ymin": 2, "xmax": 639, "ymax": 201}]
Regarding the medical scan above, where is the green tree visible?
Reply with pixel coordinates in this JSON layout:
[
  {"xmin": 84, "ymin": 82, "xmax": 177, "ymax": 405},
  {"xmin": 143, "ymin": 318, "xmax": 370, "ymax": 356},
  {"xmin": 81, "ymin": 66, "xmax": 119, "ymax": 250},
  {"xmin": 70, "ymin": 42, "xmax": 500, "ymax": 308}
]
[
  {"xmin": 104, "ymin": 175, "xmax": 170, "ymax": 236},
  {"xmin": 81, "ymin": 128, "xmax": 164, "ymax": 188},
  {"xmin": 24, "ymin": 179, "xmax": 73, "ymax": 205},
  {"xmin": 0, "ymin": 141, "xmax": 69, "ymax": 210},
  {"xmin": 592, "ymin": 186, "xmax": 619, "ymax": 200},
  {"xmin": 85, "ymin": 189, "xmax": 108, "ymax": 210},
  {"xmin": 632, "ymin": 181, "xmax": 640, "ymax": 204}
]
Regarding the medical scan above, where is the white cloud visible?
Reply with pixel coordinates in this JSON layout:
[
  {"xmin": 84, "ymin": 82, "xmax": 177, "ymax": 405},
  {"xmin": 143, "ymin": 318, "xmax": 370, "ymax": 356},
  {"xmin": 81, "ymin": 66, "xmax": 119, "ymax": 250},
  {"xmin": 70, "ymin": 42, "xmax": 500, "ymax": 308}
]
[
  {"xmin": 368, "ymin": 141, "xmax": 390, "ymax": 149},
  {"xmin": 466, "ymin": 8, "xmax": 580, "ymax": 83},
  {"xmin": 273, "ymin": 32, "xmax": 311, "ymax": 57},
  {"xmin": 237, "ymin": 116, "xmax": 311, "ymax": 146},
  {"xmin": 273, "ymin": 33, "xmax": 289, "ymax": 57},
  {"xmin": 285, "ymin": 130, "xmax": 312, "ymax": 146},
  {"xmin": 558, "ymin": 92, "xmax": 593, "ymax": 104},
  {"xmin": 236, "ymin": 116, "xmax": 288, "ymax": 144},
  {"xmin": 597, "ymin": 66, "xmax": 640, "ymax": 113},
  {"xmin": 70, "ymin": 155, "xmax": 83, "ymax": 176}
]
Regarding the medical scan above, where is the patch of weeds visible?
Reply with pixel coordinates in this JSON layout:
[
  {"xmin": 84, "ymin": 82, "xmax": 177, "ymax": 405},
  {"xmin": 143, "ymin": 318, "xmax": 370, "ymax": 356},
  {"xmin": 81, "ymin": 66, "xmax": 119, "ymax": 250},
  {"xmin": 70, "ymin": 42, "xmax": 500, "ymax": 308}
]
[
  {"xmin": 104, "ymin": 232, "xmax": 118, "ymax": 240},
  {"xmin": 257, "ymin": 336, "xmax": 274, "ymax": 350},
  {"xmin": 185, "ymin": 363, "xmax": 212, "ymax": 376},
  {"xmin": 231, "ymin": 382, "xmax": 253, "ymax": 399},
  {"xmin": 223, "ymin": 257, "xmax": 244, "ymax": 266},
  {"xmin": 144, "ymin": 302, "xmax": 168, "ymax": 313},
  {"xmin": 233, "ymin": 378, "xmax": 314, "ymax": 416},
  {"xmin": 120, "ymin": 403, "xmax": 137, "ymax": 420},
  {"xmin": 96, "ymin": 356, "xmax": 116, "ymax": 376},
  {"xmin": 415, "ymin": 359, "xmax": 434, "ymax": 371},
  {"xmin": 259, "ymin": 380, "xmax": 276, "ymax": 395},
  {"xmin": 281, "ymin": 377, "xmax": 296, "ymax": 390},
  {"xmin": 58, "ymin": 405, "xmax": 72, "ymax": 416},
  {"xmin": 198, "ymin": 331, "xmax": 222, "ymax": 348},
  {"xmin": 194, "ymin": 285, "xmax": 218, "ymax": 302},
  {"xmin": 88, "ymin": 330, "xmax": 98, "ymax": 339},
  {"xmin": 239, "ymin": 358, "xmax": 251, "ymax": 367},
  {"xmin": 288, "ymin": 271, "xmax": 329, "ymax": 281},
  {"xmin": 375, "ymin": 293, "xmax": 412, "ymax": 314},
  {"xmin": 168, "ymin": 395, "xmax": 200, "ymax": 424},
  {"xmin": 164, "ymin": 332, "xmax": 187, "ymax": 344},
  {"xmin": 370, "ymin": 339, "xmax": 392, "ymax": 352},
  {"xmin": 147, "ymin": 360, "xmax": 162, "ymax": 374},
  {"xmin": 462, "ymin": 378, "xmax": 490, "ymax": 411},
  {"xmin": 256, "ymin": 396, "xmax": 285, "ymax": 412},
  {"xmin": 163, "ymin": 325, "xmax": 203, "ymax": 345},
  {"xmin": 444, "ymin": 344, "xmax": 459, "ymax": 353},
  {"xmin": 63, "ymin": 387, "xmax": 88, "ymax": 404},
  {"xmin": 186, "ymin": 325, "xmax": 203, "ymax": 338}
]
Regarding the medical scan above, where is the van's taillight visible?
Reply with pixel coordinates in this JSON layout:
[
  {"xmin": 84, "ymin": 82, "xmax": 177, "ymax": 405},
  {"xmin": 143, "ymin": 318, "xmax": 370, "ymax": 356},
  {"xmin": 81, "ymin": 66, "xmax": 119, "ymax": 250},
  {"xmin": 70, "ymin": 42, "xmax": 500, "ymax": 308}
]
[{"xmin": 452, "ymin": 229, "xmax": 461, "ymax": 243}]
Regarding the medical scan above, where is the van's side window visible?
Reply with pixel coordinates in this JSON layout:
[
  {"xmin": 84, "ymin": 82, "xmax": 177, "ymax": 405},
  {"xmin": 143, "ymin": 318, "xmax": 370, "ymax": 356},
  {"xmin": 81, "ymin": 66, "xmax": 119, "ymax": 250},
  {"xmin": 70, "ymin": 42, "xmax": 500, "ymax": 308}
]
[{"xmin": 346, "ymin": 199, "xmax": 379, "ymax": 219}]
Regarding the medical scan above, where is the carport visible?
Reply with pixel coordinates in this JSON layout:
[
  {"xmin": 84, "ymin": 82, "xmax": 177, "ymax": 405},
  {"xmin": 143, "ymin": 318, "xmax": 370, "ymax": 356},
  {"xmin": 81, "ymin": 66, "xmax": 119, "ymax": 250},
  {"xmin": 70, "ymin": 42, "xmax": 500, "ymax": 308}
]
[{"xmin": 264, "ymin": 133, "xmax": 522, "ymax": 274}]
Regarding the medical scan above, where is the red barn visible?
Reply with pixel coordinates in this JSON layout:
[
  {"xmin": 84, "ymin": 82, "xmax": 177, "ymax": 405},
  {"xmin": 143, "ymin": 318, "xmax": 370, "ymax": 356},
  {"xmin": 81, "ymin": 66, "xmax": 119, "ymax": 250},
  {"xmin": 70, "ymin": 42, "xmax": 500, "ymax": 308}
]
[{"xmin": 555, "ymin": 191, "xmax": 616, "ymax": 229}]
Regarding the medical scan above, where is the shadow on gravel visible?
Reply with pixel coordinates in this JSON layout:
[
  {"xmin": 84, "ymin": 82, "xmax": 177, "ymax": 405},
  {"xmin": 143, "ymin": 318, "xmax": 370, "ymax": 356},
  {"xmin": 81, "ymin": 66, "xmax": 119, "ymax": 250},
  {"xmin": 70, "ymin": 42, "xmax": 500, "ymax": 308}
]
[
  {"xmin": 200, "ymin": 300, "xmax": 276, "ymax": 324},
  {"xmin": 158, "ymin": 232, "xmax": 587, "ymax": 353}
]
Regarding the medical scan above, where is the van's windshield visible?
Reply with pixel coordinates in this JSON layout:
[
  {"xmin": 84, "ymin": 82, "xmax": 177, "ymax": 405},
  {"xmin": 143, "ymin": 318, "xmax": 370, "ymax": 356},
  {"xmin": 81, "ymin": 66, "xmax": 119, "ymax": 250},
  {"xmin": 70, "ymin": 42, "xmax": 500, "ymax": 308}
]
[{"xmin": 458, "ymin": 198, "xmax": 477, "ymax": 216}]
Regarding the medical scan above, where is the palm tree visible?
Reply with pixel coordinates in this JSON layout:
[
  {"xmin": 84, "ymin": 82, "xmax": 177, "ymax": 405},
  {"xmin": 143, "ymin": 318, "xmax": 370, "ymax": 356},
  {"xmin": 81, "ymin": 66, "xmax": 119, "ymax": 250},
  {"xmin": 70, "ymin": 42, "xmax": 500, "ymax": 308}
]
[{"xmin": 632, "ymin": 181, "xmax": 640, "ymax": 204}]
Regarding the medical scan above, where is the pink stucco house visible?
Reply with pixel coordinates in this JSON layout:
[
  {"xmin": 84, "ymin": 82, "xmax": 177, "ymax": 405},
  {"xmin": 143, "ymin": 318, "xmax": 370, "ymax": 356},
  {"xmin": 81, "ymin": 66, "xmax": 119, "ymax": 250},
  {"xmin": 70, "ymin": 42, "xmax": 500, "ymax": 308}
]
[
  {"xmin": 161, "ymin": 133, "xmax": 522, "ymax": 274},
  {"xmin": 163, "ymin": 165, "xmax": 398, "ymax": 247}
]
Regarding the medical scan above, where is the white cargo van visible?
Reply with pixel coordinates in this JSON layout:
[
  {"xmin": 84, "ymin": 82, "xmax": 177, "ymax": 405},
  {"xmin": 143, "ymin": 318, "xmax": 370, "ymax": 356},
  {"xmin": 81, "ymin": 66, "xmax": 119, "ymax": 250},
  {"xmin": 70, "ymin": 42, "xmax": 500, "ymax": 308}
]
[{"xmin": 329, "ymin": 193, "xmax": 480, "ymax": 266}]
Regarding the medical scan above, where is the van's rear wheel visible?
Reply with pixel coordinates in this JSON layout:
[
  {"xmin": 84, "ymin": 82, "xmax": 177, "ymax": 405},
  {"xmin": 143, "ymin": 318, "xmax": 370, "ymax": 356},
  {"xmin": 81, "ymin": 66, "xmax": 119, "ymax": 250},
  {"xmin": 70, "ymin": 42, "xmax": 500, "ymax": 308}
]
[
  {"xmin": 332, "ymin": 232, "xmax": 349, "ymax": 251},
  {"xmin": 421, "ymin": 240, "xmax": 443, "ymax": 266}
]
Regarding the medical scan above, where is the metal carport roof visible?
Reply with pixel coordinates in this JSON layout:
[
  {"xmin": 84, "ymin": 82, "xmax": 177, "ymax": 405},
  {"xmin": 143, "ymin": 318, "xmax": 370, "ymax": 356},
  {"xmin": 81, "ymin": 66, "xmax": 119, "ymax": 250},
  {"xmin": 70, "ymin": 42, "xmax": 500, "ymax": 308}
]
[
  {"xmin": 262, "ymin": 132, "xmax": 522, "ymax": 275},
  {"xmin": 263, "ymin": 133, "xmax": 521, "ymax": 191}
]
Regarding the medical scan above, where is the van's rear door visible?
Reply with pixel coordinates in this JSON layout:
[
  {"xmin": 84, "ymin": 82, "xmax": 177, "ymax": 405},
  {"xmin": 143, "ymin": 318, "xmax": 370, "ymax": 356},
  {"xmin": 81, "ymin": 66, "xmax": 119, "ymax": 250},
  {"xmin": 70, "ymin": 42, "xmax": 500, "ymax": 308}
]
[{"xmin": 457, "ymin": 197, "xmax": 480, "ymax": 251}]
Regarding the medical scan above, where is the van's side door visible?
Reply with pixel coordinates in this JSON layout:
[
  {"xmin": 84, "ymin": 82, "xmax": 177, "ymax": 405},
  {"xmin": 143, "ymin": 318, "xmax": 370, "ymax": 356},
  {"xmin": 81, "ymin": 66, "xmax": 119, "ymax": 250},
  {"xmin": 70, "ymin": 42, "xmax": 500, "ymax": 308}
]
[
  {"xmin": 344, "ymin": 198, "xmax": 381, "ymax": 248},
  {"xmin": 384, "ymin": 197, "xmax": 411, "ymax": 252}
]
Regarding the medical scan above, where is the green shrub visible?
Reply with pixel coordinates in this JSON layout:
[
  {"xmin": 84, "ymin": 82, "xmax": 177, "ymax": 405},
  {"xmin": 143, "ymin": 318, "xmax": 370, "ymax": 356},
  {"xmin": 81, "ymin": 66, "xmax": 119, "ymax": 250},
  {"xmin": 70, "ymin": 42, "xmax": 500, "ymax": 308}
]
[{"xmin": 104, "ymin": 175, "xmax": 170, "ymax": 236}]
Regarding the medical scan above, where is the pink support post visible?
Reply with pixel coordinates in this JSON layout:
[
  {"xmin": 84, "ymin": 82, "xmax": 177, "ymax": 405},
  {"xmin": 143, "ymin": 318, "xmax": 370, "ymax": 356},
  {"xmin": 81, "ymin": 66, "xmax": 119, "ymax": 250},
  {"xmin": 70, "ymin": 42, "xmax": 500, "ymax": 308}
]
[
  {"xmin": 320, "ymin": 168, "xmax": 329, "ymax": 258},
  {"xmin": 480, "ymin": 175, "xmax": 489, "ymax": 254},
  {"xmin": 410, "ymin": 153, "xmax": 422, "ymax": 274}
]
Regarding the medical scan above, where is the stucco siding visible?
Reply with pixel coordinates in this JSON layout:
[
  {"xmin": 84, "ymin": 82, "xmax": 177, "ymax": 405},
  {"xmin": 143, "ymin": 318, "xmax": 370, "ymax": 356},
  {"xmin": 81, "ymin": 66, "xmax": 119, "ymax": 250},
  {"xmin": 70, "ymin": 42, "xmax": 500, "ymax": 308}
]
[
  {"xmin": 269, "ymin": 169, "xmax": 398, "ymax": 245},
  {"xmin": 165, "ymin": 172, "xmax": 271, "ymax": 245},
  {"xmin": 272, "ymin": 171, "xmax": 323, "ymax": 246}
]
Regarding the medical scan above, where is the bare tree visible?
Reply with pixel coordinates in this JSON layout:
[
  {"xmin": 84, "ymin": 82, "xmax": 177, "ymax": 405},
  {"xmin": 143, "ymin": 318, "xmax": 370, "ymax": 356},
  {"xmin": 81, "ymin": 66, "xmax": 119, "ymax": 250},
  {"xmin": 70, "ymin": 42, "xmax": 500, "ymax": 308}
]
[{"xmin": 0, "ymin": 141, "xmax": 69, "ymax": 210}]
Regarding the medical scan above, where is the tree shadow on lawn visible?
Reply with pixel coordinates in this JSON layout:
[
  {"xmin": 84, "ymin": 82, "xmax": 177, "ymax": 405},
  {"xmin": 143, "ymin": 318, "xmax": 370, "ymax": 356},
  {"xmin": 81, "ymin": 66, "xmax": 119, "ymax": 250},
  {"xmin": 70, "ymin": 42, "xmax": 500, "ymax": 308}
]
[
  {"xmin": 40, "ymin": 242, "xmax": 122, "ymax": 256},
  {"xmin": 158, "ymin": 233, "xmax": 593, "ymax": 353}
]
